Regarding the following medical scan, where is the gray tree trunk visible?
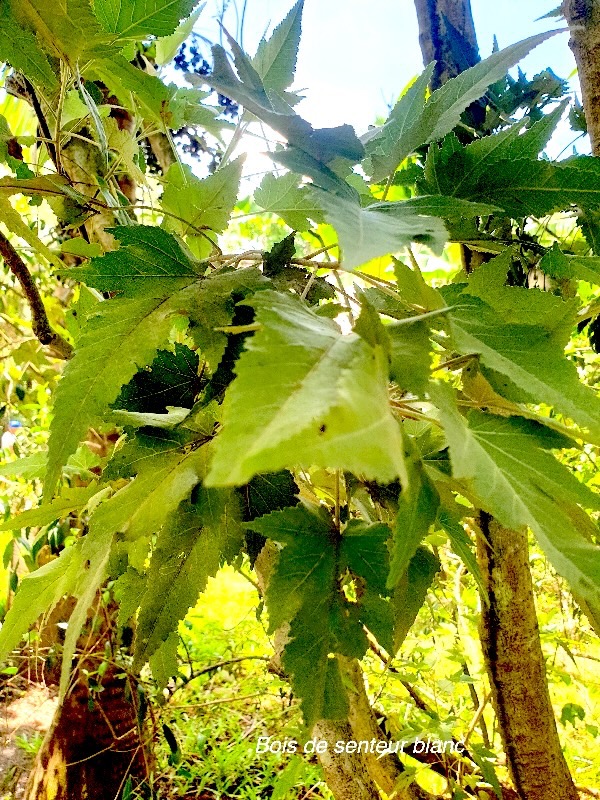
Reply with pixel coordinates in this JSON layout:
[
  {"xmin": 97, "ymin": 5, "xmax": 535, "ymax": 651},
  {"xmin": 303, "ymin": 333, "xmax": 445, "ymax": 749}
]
[
  {"xmin": 563, "ymin": 0, "xmax": 600, "ymax": 154},
  {"xmin": 413, "ymin": 0, "xmax": 479, "ymax": 88},
  {"xmin": 477, "ymin": 516, "xmax": 579, "ymax": 800}
]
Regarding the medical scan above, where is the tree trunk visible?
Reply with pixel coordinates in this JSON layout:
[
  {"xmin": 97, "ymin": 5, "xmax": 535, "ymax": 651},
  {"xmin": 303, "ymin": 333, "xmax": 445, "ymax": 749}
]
[
  {"xmin": 413, "ymin": 4, "xmax": 579, "ymax": 798},
  {"xmin": 25, "ymin": 667, "xmax": 150, "ymax": 800},
  {"xmin": 413, "ymin": 0, "xmax": 480, "ymax": 89},
  {"xmin": 23, "ymin": 595, "xmax": 152, "ymax": 800},
  {"xmin": 563, "ymin": 0, "xmax": 600, "ymax": 155},
  {"xmin": 476, "ymin": 515, "xmax": 579, "ymax": 800}
]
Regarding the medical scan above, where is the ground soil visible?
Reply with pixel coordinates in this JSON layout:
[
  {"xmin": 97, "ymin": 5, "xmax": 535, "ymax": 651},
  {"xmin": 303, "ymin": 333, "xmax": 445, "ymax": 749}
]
[{"xmin": 0, "ymin": 683, "xmax": 57, "ymax": 799}]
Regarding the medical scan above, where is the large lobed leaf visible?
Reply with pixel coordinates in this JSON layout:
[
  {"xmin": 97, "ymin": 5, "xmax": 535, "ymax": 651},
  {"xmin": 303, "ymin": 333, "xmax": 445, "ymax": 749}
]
[
  {"xmin": 422, "ymin": 134, "xmax": 600, "ymax": 219},
  {"xmin": 432, "ymin": 384, "xmax": 600, "ymax": 628},
  {"xmin": 0, "ymin": 2, "xmax": 58, "ymax": 91},
  {"xmin": 60, "ymin": 226, "xmax": 203, "ymax": 297},
  {"xmin": 254, "ymin": 173, "xmax": 325, "ymax": 231},
  {"xmin": 133, "ymin": 488, "xmax": 244, "ymax": 668},
  {"xmin": 251, "ymin": 0, "xmax": 304, "ymax": 93},
  {"xmin": 0, "ymin": 546, "xmax": 82, "ymax": 663},
  {"xmin": 313, "ymin": 191, "xmax": 448, "ymax": 269},
  {"xmin": 44, "ymin": 294, "xmax": 187, "ymax": 499},
  {"xmin": 364, "ymin": 30, "xmax": 559, "ymax": 183},
  {"xmin": 206, "ymin": 291, "xmax": 406, "ymax": 487},
  {"xmin": 247, "ymin": 505, "xmax": 370, "ymax": 727},
  {"xmin": 445, "ymin": 290, "xmax": 600, "ymax": 439},
  {"xmin": 9, "ymin": 0, "xmax": 112, "ymax": 67},
  {"xmin": 247, "ymin": 503, "xmax": 438, "ymax": 724},
  {"xmin": 161, "ymin": 159, "xmax": 244, "ymax": 257},
  {"xmin": 89, "ymin": 430, "xmax": 211, "ymax": 570}
]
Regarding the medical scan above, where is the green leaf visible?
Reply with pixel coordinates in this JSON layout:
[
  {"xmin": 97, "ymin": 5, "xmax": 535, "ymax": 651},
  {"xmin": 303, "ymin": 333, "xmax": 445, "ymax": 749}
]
[
  {"xmin": 284, "ymin": 627, "xmax": 352, "ymax": 727},
  {"xmin": 362, "ymin": 65, "xmax": 433, "ymax": 183},
  {"xmin": 60, "ymin": 226, "xmax": 202, "ymax": 297},
  {"xmin": 134, "ymin": 488, "xmax": 243, "ymax": 668},
  {"xmin": 60, "ymin": 526, "xmax": 113, "ymax": 696},
  {"xmin": 250, "ymin": 504, "xmax": 333, "ymax": 632},
  {"xmin": 313, "ymin": 191, "xmax": 447, "ymax": 270},
  {"xmin": 240, "ymin": 471, "xmax": 299, "ymax": 520},
  {"xmin": 92, "ymin": 55, "xmax": 175, "ymax": 126},
  {"xmin": 463, "ymin": 251, "xmax": 578, "ymax": 340},
  {"xmin": 447, "ymin": 294, "xmax": 600, "ymax": 438},
  {"xmin": 111, "ymin": 407, "xmax": 191, "ymax": 429},
  {"xmin": 0, "ymin": 448, "xmax": 100, "ymax": 482},
  {"xmin": 359, "ymin": 590, "xmax": 395, "ymax": 654},
  {"xmin": 94, "ymin": 0, "xmax": 199, "ymax": 40},
  {"xmin": 0, "ymin": 3, "xmax": 58, "ymax": 91},
  {"xmin": 155, "ymin": 3, "xmax": 204, "ymax": 64},
  {"xmin": 432, "ymin": 384, "xmax": 600, "ymax": 627},
  {"xmin": 364, "ymin": 31, "xmax": 558, "ymax": 182},
  {"xmin": 247, "ymin": 505, "xmax": 368, "ymax": 727},
  {"xmin": 45, "ymin": 294, "xmax": 189, "ymax": 499},
  {"xmin": 0, "ymin": 485, "xmax": 100, "ymax": 531},
  {"xmin": 89, "ymin": 433, "xmax": 210, "ymax": 569},
  {"xmin": 149, "ymin": 632, "xmax": 180, "ymax": 689},
  {"xmin": 207, "ymin": 290, "xmax": 406, "ymax": 487},
  {"xmin": 424, "ymin": 150, "xmax": 600, "ymax": 218},
  {"xmin": 0, "ymin": 453, "xmax": 48, "ymax": 481},
  {"xmin": 391, "ymin": 256, "xmax": 445, "ymax": 312},
  {"xmin": 388, "ymin": 319, "xmax": 433, "ymax": 396},
  {"xmin": 578, "ymin": 208, "xmax": 600, "ymax": 256},
  {"xmin": 10, "ymin": 0, "xmax": 111, "ymax": 66},
  {"xmin": 538, "ymin": 243, "xmax": 600, "ymax": 286},
  {"xmin": 374, "ymin": 195, "xmax": 502, "ymax": 219},
  {"xmin": 186, "ymin": 266, "xmax": 268, "ymax": 369},
  {"xmin": 45, "ymin": 248, "xmax": 264, "ymax": 496},
  {"xmin": 418, "ymin": 100, "xmax": 568, "ymax": 205},
  {"xmin": 113, "ymin": 568, "xmax": 146, "ymax": 626},
  {"xmin": 254, "ymin": 173, "xmax": 324, "ymax": 230},
  {"xmin": 114, "ymin": 343, "xmax": 200, "ymax": 413},
  {"xmin": 252, "ymin": 0, "xmax": 303, "ymax": 92},
  {"xmin": 458, "ymin": 99, "xmax": 567, "ymax": 167},
  {"xmin": 168, "ymin": 88, "xmax": 225, "ymax": 135},
  {"xmin": 196, "ymin": 41, "xmax": 362, "ymax": 197},
  {"xmin": 340, "ymin": 520, "xmax": 391, "ymax": 596},
  {"xmin": 161, "ymin": 160, "xmax": 243, "ymax": 256},
  {"xmin": 392, "ymin": 547, "xmax": 440, "ymax": 653},
  {"xmin": 436, "ymin": 506, "xmax": 487, "ymax": 603},
  {"xmin": 0, "ymin": 546, "xmax": 82, "ymax": 665}
]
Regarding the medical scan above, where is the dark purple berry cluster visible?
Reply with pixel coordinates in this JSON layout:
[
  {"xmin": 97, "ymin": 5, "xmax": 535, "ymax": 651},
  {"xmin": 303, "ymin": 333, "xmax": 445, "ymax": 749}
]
[{"xmin": 173, "ymin": 34, "xmax": 239, "ymax": 119}]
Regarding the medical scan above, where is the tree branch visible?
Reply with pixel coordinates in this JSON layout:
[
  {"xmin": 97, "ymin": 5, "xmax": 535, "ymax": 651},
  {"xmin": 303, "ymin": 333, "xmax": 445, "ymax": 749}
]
[{"xmin": 0, "ymin": 230, "xmax": 73, "ymax": 359}]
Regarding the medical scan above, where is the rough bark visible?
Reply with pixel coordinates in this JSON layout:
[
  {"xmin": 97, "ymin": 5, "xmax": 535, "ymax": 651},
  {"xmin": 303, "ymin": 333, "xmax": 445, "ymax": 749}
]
[
  {"xmin": 23, "ymin": 596, "xmax": 152, "ymax": 800},
  {"xmin": 413, "ymin": 0, "xmax": 480, "ymax": 89},
  {"xmin": 476, "ymin": 515, "xmax": 579, "ymax": 800},
  {"xmin": 563, "ymin": 0, "xmax": 600, "ymax": 154},
  {"xmin": 25, "ymin": 668, "xmax": 149, "ymax": 800}
]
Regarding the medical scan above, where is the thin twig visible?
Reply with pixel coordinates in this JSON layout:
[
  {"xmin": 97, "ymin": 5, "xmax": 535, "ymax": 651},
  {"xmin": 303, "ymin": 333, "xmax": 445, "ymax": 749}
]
[
  {"xmin": 169, "ymin": 691, "xmax": 271, "ymax": 709},
  {"xmin": 168, "ymin": 655, "xmax": 271, "ymax": 698},
  {"xmin": 0, "ymin": 230, "xmax": 72, "ymax": 359}
]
